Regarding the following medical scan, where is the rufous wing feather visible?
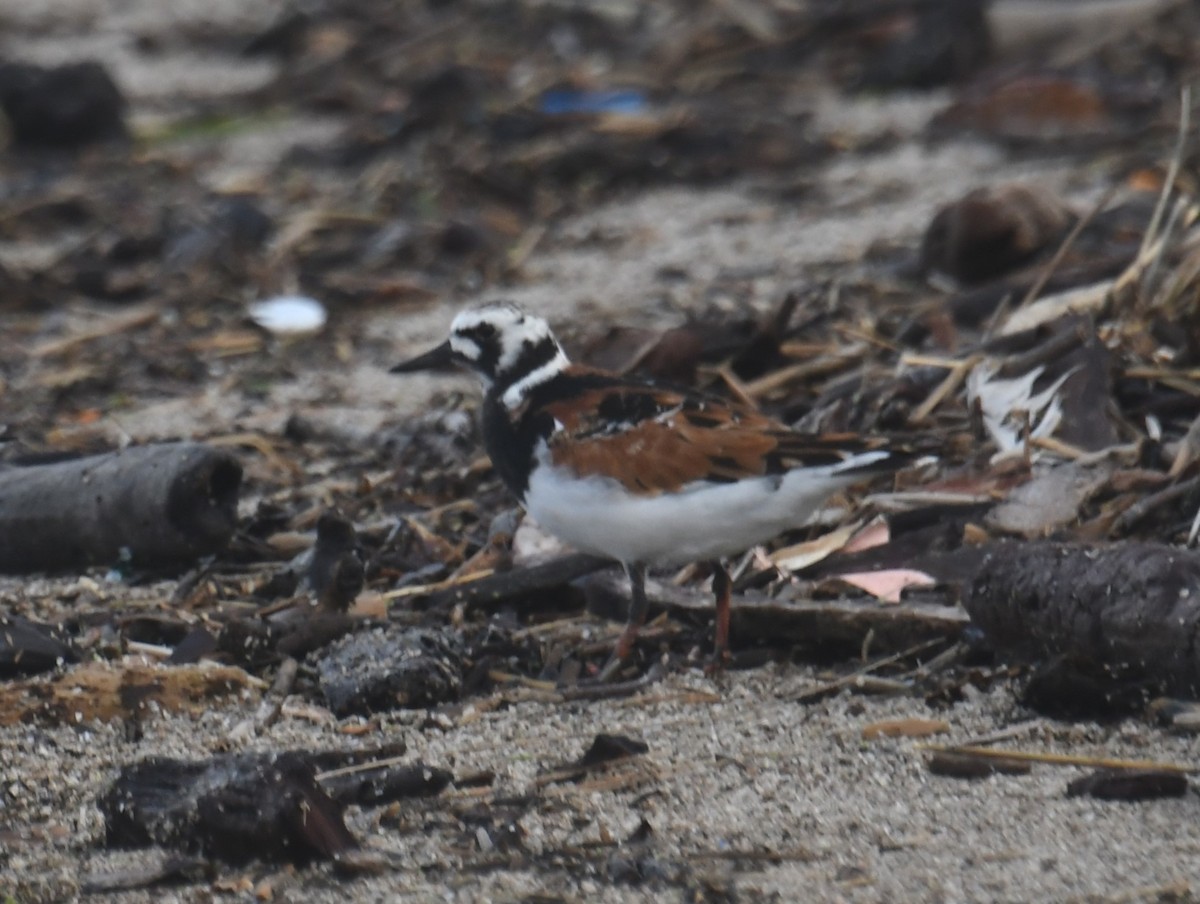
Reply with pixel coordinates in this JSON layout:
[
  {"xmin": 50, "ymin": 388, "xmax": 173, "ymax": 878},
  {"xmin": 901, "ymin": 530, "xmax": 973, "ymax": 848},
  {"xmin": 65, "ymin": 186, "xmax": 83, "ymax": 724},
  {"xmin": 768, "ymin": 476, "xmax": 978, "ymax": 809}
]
[{"xmin": 541, "ymin": 383, "xmax": 889, "ymax": 495}]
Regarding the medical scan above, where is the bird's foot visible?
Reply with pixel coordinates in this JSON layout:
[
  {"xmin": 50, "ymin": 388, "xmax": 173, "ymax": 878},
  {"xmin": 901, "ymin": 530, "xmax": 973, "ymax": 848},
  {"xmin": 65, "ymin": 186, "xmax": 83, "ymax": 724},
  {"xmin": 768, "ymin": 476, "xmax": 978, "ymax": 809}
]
[
  {"xmin": 595, "ymin": 651, "xmax": 630, "ymax": 684},
  {"xmin": 703, "ymin": 646, "xmax": 733, "ymax": 676},
  {"xmin": 594, "ymin": 621, "xmax": 641, "ymax": 683},
  {"xmin": 565, "ymin": 657, "xmax": 671, "ymax": 700}
]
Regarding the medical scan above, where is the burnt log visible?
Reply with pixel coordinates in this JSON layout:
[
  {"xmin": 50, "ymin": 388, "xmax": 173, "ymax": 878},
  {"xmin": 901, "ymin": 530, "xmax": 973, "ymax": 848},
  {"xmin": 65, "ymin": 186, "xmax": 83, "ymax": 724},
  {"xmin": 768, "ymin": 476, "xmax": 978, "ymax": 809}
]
[
  {"xmin": 100, "ymin": 744, "xmax": 446, "ymax": 864},
  {"xmin": 0, "ymin": 443, "xmax": 241, "ymax": 574},
  {"xmin": 965, "ymin": 542, "xmax": 1200, "ymax": 698},
  {"xmin": 101, "ymin": 751, "xmax": 356, "ymax": 864}
]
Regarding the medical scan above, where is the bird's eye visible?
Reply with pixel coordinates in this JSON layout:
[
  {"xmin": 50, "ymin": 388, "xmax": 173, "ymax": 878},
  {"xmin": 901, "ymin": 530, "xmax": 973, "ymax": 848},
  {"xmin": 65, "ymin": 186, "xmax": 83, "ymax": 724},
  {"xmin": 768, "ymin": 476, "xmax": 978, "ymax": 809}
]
[{"xmin": 476, "ymin": 323, "xmax": 496, "ymax": 339}]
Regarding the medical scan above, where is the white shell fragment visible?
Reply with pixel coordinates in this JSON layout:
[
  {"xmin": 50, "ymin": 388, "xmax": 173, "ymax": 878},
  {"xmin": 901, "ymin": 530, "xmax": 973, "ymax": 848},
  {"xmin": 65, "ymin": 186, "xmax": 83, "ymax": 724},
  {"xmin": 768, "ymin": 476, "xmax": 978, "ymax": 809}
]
[{"xmin": 248, "ymin": 295, "xmax": 327, "ymax": 336}]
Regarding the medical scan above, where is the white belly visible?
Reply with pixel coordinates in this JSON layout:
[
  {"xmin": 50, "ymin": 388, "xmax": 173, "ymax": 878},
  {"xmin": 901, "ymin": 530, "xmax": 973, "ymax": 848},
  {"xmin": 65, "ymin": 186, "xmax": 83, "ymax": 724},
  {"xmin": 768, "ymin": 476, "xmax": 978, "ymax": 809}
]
[{"xmin": 523, "ymin": 447, "xmax": 868, "ymax": 566}]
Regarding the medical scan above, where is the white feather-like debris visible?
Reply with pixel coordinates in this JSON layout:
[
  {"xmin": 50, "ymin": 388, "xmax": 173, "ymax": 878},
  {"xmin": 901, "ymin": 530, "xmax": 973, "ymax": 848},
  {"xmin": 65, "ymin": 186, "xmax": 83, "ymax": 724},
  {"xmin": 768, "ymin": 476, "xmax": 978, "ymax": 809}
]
[
  {"xmin": 967, "ymin": 362, "xmax": 1079, "ymax": 459},
  {"xmin": 249, "ymin": 295, "xmax": 328, "ymax": 336}
]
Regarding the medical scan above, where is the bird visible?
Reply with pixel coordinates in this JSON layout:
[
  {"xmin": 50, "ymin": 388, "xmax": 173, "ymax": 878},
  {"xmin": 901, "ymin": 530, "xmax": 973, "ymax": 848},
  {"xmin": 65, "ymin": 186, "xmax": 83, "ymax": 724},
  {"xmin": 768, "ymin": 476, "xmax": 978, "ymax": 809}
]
[{"xmin": 391, "ymin": 301, "xmax": 907, "ymax": 678}]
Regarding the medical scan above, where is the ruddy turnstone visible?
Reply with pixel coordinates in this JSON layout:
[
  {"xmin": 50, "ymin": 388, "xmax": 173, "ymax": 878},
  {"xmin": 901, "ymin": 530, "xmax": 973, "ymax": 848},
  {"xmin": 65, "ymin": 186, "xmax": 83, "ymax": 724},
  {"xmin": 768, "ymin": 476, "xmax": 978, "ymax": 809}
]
[{"xmin": 392, "ymin": 301, "xmax": 905, "ymax": 677}]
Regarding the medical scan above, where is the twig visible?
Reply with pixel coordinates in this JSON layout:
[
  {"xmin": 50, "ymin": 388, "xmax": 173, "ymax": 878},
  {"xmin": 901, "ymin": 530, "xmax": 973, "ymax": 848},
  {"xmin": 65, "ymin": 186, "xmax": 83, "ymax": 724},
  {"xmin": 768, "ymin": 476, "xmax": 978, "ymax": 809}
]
[
  {"xmin": 254, "ymin": 657, "xmax": 299, "ymax": 731},
  {"xmin": 900, "ymin": 353, "xmax": 964, "ymax": 369},
  {"xmin": 505, "ymin": 223, "xmax": 546, "ymax": 272},
  {"xmin": 126, "ymin": 641, "xmax": 174, "ymax": 660},
  {"xmin": 314, "ymin": 752, "xmax": 413, "ymax": 783},
  {"xmin": 1019, "ymin": 183, "xmax": 1120, "ymax": 308},
  {"xmin": 1027, "ymin": 435, "xmax": 1090, "ymax": 460},
  {"xmin": 710, "ymin": 364, "xmax": 758, "ymax": 408},
  {"xmin": 785, "ymin": 638, "xmax": 944, "ymax": 702},
  {"xmin": 1138, "ymin": 83, "xmax": 1192, "ymax": 258},
  {"xmin": 908, "ymin": 355, "xmax": 980, "ymax": 424},
  {"xmin": 208, "ymin": 432, "xmax": 303, "ymax": 479},
  {"xmin": 1188, "ymin": 504, "xmax": 1200, "ymax": 547},
  {"xmin": 1111, "ymin": 473, "xmax": 1200, "ymax": 535},
  {"xmin": 864, "ymin": 491, "xmax": 996, "ymax": 511},
  {"xmin": 920, "ymin": 744, "xmax": 1197, "ymax": 774},
  {"xmin": 1124, "ymin": 365, "xmax": 1200, "ymax": 380},
  {"xmin": 33, "ymin": 303, "xmax": 160, "ymax": 357},
  {"xmin": 743, "ymin": 350, "xmax": 862, "ymax": 399},
  {"xmin": 994, "ymin": 319, "xmax": 1088, "ymax": 378},
  {"xmin": 1143, "ymin": 196, "xmax": 1190, "ymax": 298},
  {"xmin": 390, "ymin": 553, "xmax": 612, "ymax": 612},
  {"xmin": 956, "ymin": 719, "xmax": 1044, "ymax": 748},
  {"xmin": 909, "ymin": 641, "xmax": 968, "ymax": 680},
  {"xmin": 684, "ymin": 846, "xmax": 816, "ymax": 864},
  {"xmin": 486, "ymin": 670, "xmax": 558, "ymax": 691},
  {"xmin": 559, "ymin": 659, "xmax": 672, "ymax": 701},
  {"xmin": 229, "ymin": 656, "xmax": 299, "ymax": 740},
  {"xmin": 384, "ymin": 569, "xmax": 496, "ymax": 600}
]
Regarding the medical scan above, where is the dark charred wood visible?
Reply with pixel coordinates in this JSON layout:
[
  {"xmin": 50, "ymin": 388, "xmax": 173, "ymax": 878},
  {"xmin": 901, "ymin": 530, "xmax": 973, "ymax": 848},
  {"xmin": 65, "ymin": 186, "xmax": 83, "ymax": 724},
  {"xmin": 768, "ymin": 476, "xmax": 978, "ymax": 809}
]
[
  {"xmin": 165, "ymin": 627, "xmax": 219, "ymax": 665},
  {"xmin": 1065, "ymin": 769, "xmax": 1189, "ymax": 801},
  {"xmin": 317, "ymin": 625, "xmax": 466, "ymax": 716},
  {"xmin": 274, "ymin": 611, "xmax": 361, "ymax": 659},
  {"xmin": 0, "ymin": 60, "xmax": 128, "ymax": 149},
  {"xmin": 306, "ymin": 511, "xmax": 365, "ymax": 613},
  {"xmin": 319, "ymin": 762, "xmax": 453, "ymax": 806},
  {"xmin": 926, "ymin": 751, "xmax": 1032, "ymax": 779},
  {"xmin": 579, "ymin": 733, "xmax": 649, "ymax": 767},
  {"xmin": 536, "ymin": 732, "xmax": 649, "ymax": 786},
  {"xmin": 306, "ymin": 741, "xmax": 408, "ymax": 772},
  {"xmin": 411, "ymin": 552, "xmax": 612, "ymax": 613},
  {"xmin": 0, "ymin": 614, "xmax": 78, "ymax": 678},
  {"xmin": 1021, "ymin": 654, "xmax": 1156, "ymax": 719},
  {"xmin": 902, "ymin": 258, "xmax": 1129, "ymax": 341},
  {"xmin": 100, "ymin": 751, "xmax": 356, "ymax": 864},
  {"xmin": 0, "ymin": 443, "xmax": 242, "ymax": 574},
  {"xmin": 965, "ymin": 542, "xmax": 1200, "ymax": 699}
]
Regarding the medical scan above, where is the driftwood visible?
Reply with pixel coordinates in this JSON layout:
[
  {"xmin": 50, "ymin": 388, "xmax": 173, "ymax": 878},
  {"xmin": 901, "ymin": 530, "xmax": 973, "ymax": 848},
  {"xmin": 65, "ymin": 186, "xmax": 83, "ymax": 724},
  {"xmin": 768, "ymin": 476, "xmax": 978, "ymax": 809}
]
[
  {"xmin": 584, "ymin": 571, "xmax": 969, "ymax": 655},
  {"xmin": 965, "ymin": 542, "xmax": 1200, "ymax": 697},
  {"xmin": 408, "ymin": 552, "xmax": 612, "ymax": 612},
  {"xmin": 0, "ymin": 443, "xmax": 241, "ymax": 573}
]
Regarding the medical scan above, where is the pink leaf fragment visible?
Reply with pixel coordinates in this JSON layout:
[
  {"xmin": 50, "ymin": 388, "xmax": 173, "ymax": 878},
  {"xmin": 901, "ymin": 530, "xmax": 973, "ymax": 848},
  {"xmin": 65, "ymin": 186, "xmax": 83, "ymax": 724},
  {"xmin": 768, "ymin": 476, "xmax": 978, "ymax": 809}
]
[
  {"xmin": 834, "ymin": 568, "xmax": 937, "ymax": 603},
  {"xmin": 840, "ymin": 517, "xmax": 890, "ymax": 555}
]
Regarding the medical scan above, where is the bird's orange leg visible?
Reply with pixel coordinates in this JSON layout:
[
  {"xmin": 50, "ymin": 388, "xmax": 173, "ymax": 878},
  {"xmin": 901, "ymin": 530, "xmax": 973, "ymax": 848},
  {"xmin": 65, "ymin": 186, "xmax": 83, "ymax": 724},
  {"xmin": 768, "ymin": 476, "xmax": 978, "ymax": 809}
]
[
  {"xmin": 598, "ymin": 562, "xmax": 649, "ymax": 681},
  {"xmin": 708, "ymin": 561, "xmax": 733, "ymax": 672}
]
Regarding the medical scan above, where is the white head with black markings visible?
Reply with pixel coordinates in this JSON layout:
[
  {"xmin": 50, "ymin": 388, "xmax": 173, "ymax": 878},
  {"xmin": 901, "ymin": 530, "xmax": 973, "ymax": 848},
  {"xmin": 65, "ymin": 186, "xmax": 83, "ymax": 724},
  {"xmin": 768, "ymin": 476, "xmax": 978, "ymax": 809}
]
[{"xmin": 391, "ymin": 301, "xmax": 569, "ymax": 407}]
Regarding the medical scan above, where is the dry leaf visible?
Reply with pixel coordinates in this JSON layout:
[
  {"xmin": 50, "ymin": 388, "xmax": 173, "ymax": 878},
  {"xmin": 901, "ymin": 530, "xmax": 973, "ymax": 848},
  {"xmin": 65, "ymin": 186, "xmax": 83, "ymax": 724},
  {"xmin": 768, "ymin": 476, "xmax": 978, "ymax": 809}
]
[{"xmin": 771, "ymin": 522, "xmax": 858, "ymax": 572}]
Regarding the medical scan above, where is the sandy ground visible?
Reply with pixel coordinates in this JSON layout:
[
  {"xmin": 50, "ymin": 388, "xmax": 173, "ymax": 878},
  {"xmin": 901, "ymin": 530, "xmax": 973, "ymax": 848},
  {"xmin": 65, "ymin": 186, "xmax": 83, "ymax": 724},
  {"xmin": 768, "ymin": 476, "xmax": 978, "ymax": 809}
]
[
  {"xmin": 7, "ymin": 667, "xmax": 1200, "ymax": 903},
  {"xmin": 3, "ymin": 1, "xmax": 1198, "ymax": 902}
]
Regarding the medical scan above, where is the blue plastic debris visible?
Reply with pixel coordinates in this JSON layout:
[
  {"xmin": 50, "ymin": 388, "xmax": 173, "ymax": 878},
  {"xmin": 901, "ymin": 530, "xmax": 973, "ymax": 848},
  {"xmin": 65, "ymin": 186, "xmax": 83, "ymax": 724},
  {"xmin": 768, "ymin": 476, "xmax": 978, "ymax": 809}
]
[{"xmin": 539, "ymin": 89, "xmax": 648, "ymax": 117}]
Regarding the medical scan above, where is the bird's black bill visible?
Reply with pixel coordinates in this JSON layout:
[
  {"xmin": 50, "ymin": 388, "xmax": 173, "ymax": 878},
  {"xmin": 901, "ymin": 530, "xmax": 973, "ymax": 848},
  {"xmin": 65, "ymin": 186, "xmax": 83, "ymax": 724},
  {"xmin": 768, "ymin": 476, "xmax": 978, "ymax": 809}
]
[{"xmin": 389, "ymin": 339, "xmax": 456, "ymax": 373}]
